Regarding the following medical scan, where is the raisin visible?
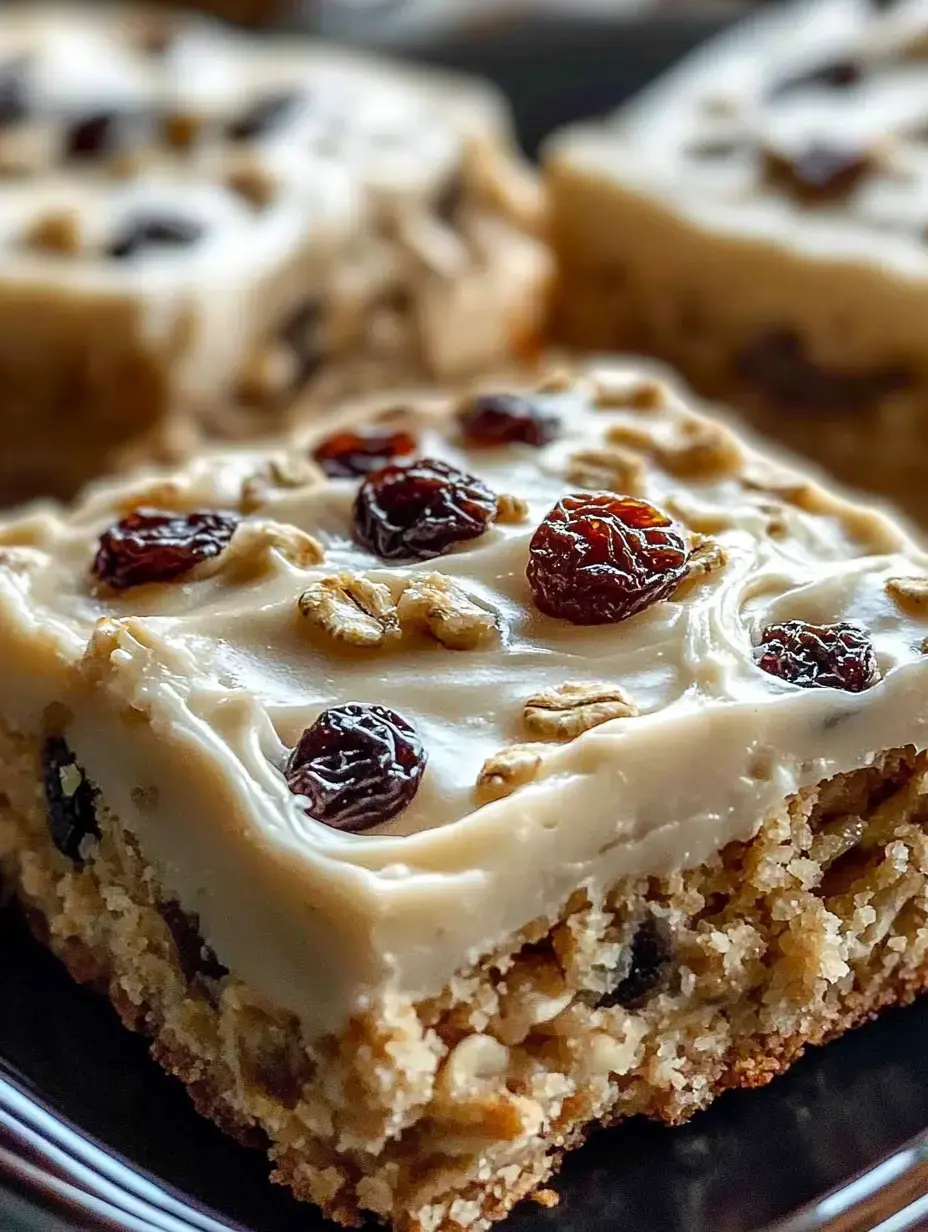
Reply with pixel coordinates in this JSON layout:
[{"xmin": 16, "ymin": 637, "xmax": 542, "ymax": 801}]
[
  {"xmin": 734, "ymin": 328, "xmax": 910, "ymax": 414},
  {"xmin": 42, "ymin": 737, "xmax": 99, "ymax": 864},
  {"xmin": 226, "ymin": 90, "xmax": 302, "ymax": 141},
  {"xmin": 0, "ymin": 57, "xmax": 29, "ymax": 128},
  {"xmin": 762, "ymin": 143, "xmax": 873, "ymax": 204},
  {"xmin": 527, "ymin": 493, "xmax": 689, "ymax": 625},
  {"xmin": 279, "ymin": 299, "xmax": 324, "ymax": 384},
  {"xmin": 768, "ymin": 58, "xmax": 862, "ymax": 99},
  {"xmin": 92, "ymin": 508, "xmax": 240, "ymax": 590},
  {"xmin": 313, "ymin": 427, "xmax": 417, "ymax": 479},
  {"xmin": 64, "ymin": 110, "xmax": 145, "ymax": 161},
  {"xmin": 159, "ymin": 901, "xmax": 228, "ymax": 983},
  {"xmin": 354, "ymin": 457, "xmax": 497, "ymax": 562},
  {"xmin": 458, "ymin": 393, "xmax": 561, "ymax": 449},
  {"xmin": 756, "ymin": 620, "xmax": 877, "ymax": 691},
  {"xmin": 106, "ymin": 214, "xmax": 204, "ymax": 260},
  {"xmin": 599, "ymin": 915, "xmax": 672, "ymax": 1010},
  {"xmin": 285, "ymin": 704, "xmax": 426, "ymax": 832}
]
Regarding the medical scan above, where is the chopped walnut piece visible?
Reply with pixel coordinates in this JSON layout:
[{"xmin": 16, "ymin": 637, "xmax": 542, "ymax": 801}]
[
  {"xmin": 205, "ymin": 520, "xmax": 323, "ymax": 579},
  {"xmin": 534, "ymin": 368, "xmax": 575, "ymax": 393},
  {"xmin": 565, "ymin": 446, "xmax": 644, "ymax": 495},
  {"xmin": 241, "ymin": 455, "xmax": 321, "ymax": 512},
  {"xmin": 532, "ymin": 1190, "xmax": 561, "ymax": 1210},
  {"xmin": 604, "ymin": 422, "xmax": 657, "ymax": 452},
  {"xmin": 886, "ymin": 576, "xmax": 928, "ymax": 613},
  {"xmin": 672, "ymin": 539, "xmax": 728, "ymax": 599},
  {"xmin": 655, "ymin": 419, "xmax": 742, "ymax": 479},
  {"xmin": 593, "ymin": 372, "xmax": 666, "ymax": 411},
  {"xmin": 476, "ymin": 744, "xmax": 545, "ymax": 802},
  {"xmin": 523, "ymin": 682, "xmax": 638, "ymax": 740},
  {"xmin": 397, "ymin": 573, "xmax": 497, "ymax": 650},
  {"xmin": 496, "ymin": 493, "xmax": 529, "ymax": 524},
  {"xmin": 237, "ymin": 345, "xmax": 299, "ymax": 408},
  {"xmin": 25, "ymin": 210, "xmax": 82, "ymax": 255},
  {"xmin": 299, "ymin": 574, "xmax": 400, "ymax": 648},
  {"xmin": 741, "ymin": 471, "xmax": 819, "ymax": 507},
  {"xmin": 226, "ymin": 162, "xmax": 277, "ymax": 209}
]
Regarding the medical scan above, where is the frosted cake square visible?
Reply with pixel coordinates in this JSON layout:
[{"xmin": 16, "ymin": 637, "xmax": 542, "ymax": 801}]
[
  {"xmin": 0, "ymin": 4, "xmax": 546, "ymax": 500},
  {"xmin": 546, "ymin": 0, "xmax": 928, "ymax": 518},
  {"xmin": 2, "ymin": 361, "xmax": 928, "ymax": 1230}
]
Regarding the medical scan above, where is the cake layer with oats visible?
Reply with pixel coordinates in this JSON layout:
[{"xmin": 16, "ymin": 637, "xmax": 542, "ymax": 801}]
[
  {"xmin": 546, "ymin": 0, "xmax": 928, "ymax": 519},
  {"xmin": 3, "ymin": 361, "xmax": 928, "ymax": 1231},
  {"xmin": 0, "ymin": 4, "xmax": 546, "ymax": 502}
]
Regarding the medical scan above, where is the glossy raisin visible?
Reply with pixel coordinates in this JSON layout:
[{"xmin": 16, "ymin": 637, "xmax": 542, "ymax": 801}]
[
  {"xmin": 756, "ymin": 620, "xmax": 877, "ymax": 691},
  {"xmin": 42, "ymin": 737, "xmax": 99, "ymax": 864},
  {"xmin": 458, "ymin": 393, "xmax": 561, "ymax": 449},
  {"xmin": 762, "ymin": 143, "xmax": 873, "ymax": 204},
  {"xmin": 285, "ymin": 704, "xmax": 426, "ymax": 832},
  {"xmin": 92, "ymin": 508, "xmax": 240, "ymax": 590},
  {"xmin": 226, "ymin": 90, "xmax": 302, "ymax": 140},
  {"xmin": 313, "ymin": 427, "xmax": 417, "ymax": 479},
  {"xmin": 527, "ymin": 493, "xmax": 689, "ymax": 625},
  {"xmin": 106, "ymin": 213, "xmax": 204, "ymax": 260},
  {"xmin": 160, "ymin": 901, "xmax": 228, "ymax": 983},
  {"xmin": 354, "ymin": 457, "xmax": 497, "ymax": 561},
  {"xmin": 600, "ymin": 915, "xmax": 672, "ymax": 1010}
]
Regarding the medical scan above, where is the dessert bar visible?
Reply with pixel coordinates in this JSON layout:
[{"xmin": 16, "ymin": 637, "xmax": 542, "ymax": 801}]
[
  {"xmin": 0, "ymin": 4, "xmax": 546, "ymax": 500},
  {"xmin": 546, "ymin": 0, "xmax": 928, "ymax": 518},
  {"xmin": 2, "ymin": 361, "xmax": 928, "ymax": 1230}
]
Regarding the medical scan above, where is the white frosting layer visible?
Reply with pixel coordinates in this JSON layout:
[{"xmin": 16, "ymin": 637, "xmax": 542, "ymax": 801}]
[{"xmin": 2, "ymin": 360, "xmax": 928, "ymax": 1036}]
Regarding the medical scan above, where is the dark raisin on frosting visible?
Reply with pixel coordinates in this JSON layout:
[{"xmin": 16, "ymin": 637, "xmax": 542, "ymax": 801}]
[
  {"xmin": 458, "ymin": 393, "xmax": 561, "ymax": 449},
  {"xmin": 762, "ymin": 143, "xmax": 874, "ymax": 204},
  {"xmin": 64, "ymin": 110, "xmax": 145, "ymax": 161},
  {"xmin": 313, "ymin": 427, "xmax": 417, "ymax": 479},
  {"xmin": 527, "ymin": 493, "xmax": 689, "ymax": 626},
  {"xmin": 106, "ymin": 214, "xmax": 205, "ymax": 260},
  {"xmin": 768, "ymin": 58, "xmax": 863, "ymax": 99},
  {"xmin": 354, "ymin": 458, "xmax": 498, "ymax": 562},
  {"xmin": 285, "ymin": 704, "xmax": 427, "ymax": 832},
  {"xmin": 92, "ymin": 508, "xmax": 240, "ymax": 589},
  {"xmin": 42, "ymin": 736, "xmax": 99, "ymax": 864},
  {"xmin": 226, "ymin": 90, "xmax": 302, "ymax": 141},
  {"xmin": 756, "ymin": 620, "xmax": 878, "ymax": 691}
]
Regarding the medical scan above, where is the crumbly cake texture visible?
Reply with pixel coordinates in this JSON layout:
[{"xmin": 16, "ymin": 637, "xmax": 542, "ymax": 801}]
[
  {"xmin": 3, "ymin": 361, "xmax": 928, "ymax": 1230},
  {"xmin": 546, "ymin": 0, "xmax": 928, "ymax": 519},
  {"xmin": 0, "ymin": 4, "xmax": 547, "ymax": 502}
]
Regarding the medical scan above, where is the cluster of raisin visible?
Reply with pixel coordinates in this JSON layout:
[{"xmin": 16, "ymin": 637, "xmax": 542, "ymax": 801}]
[{"xmin": 285, "ymin": 704, "xmax": 427, "ymax": 832}]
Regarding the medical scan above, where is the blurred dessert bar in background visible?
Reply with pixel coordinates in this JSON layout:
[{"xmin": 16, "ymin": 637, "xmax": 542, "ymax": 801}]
[
  {"xmin": 0, "ymin": 5, "xmax": 547, "ymax": 502},
  {"xmin": 546, "ymin": 0, "xmax": 928, "ymax": 519}
]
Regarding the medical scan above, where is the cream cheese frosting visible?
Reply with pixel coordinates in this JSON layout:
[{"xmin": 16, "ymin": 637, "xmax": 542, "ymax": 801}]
[{"xmin": 2, "ymin": 360, "xmax": 928, "ymax": 1036}]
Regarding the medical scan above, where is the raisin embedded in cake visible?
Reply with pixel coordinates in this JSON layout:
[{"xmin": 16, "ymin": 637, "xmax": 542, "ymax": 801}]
[
  {"xmin": 546, "ymin": 0, "xmax": 928, "ymax": 518},
  {"xmin": 0, "ymin": 4, "xmax": 547, "ymax": 503},
  {"xmin": 3, "ymin": 361, "xmax": 928, "ymax": 1232}
]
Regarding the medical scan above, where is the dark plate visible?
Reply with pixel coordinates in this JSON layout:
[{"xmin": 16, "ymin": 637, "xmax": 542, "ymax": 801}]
[{"xmin": 3, "ymin": 902, "xmax": 928, "ymax": 1232}]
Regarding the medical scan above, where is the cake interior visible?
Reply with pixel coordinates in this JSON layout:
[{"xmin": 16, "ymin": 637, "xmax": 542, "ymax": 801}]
[{"xmin": 3, "ymin": 715, "xmax": 928, "ymax": 1232}]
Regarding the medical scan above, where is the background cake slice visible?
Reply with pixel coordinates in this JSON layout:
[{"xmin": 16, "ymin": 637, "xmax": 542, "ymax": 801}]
[
  {"xmin": 546, "ymin": 0, "xmax": 928, "ymax": 519},
  {"xmin": 2, "ymin": 361, "xmax": 928, "ymax": 1231},
  {"xmin": 0, "ymin": 4, "xmax": 547, "ymax": 502}
]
